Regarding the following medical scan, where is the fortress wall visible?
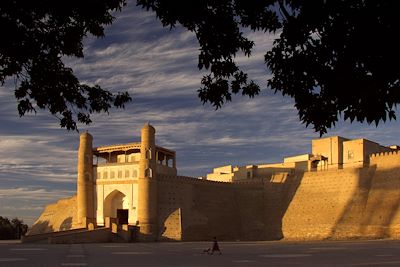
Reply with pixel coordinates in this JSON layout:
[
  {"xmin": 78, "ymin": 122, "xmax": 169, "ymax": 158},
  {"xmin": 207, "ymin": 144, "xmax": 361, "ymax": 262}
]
[
  {"xmin": 27, "ymin": 195, "xmax": 79, "ymax": 235},
  {"xmin": 234, "ymin": 183, "xmax": 267, "ymax": 240},
  {"xmin": 324, "ymin": 165, "xmax": 400, "ymax": 239},
  {"xmin": 233, "ymin": 178, "xmax": 279, "ymax": 240},
  {"xmin": 157, "ymin": 175, "xmax": 267, "ymax": 241},
  {"xmin": 156, "ymin": 176, "xmax": 189, "ymax": 241},
  {"xmin": 358, "ymin": 166, "xmax": 400, "ymax": 238},
  {"xmin": 279, "ymin": 163, "xmax": 400, "ymax": 240},
  {"xmin": 158, "ymin": 167, "xmax": 400, "ymax": 241},
  {"xmin": 183, "ymin": 180, "xmax": 239, "ymax": 241},
  {"xmin": 259, "ymin": 172, "xmax": 304, "ymax": 240},
  {"xmin": 157, "ymin": 162, "xmax": 400, "ymax": 241},
  {"xmin": 157, "ymin": 175, "xmax": 239, "ymax": 241},
  {"xmin": 370, "ymin": 151, "xmax": 400, "ymax": 169},
  {"xmin": 279, "ymin": 169, "xmax": 361, "ymax": 240}
]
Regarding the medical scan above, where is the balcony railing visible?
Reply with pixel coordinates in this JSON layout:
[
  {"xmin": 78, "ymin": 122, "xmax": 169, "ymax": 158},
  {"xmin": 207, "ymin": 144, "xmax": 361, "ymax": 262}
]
[{"xmin": 94, "ymin": 161, "xmax": 139, "ymax": 167}]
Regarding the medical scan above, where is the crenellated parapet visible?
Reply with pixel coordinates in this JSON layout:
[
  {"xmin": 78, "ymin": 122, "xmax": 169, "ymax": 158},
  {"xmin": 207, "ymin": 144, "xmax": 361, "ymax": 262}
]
[
  {"xmin": 369, "ymin": 150, "xmax": 400, "ymax": 169},
  {"xmin": 369, "ymin": 150, "xmax": 400, "ymax": 159}
]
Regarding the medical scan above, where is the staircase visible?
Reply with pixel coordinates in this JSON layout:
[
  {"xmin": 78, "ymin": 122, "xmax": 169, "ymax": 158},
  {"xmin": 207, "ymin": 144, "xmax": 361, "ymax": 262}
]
[{"xmin": 22, "ymin": 224, "xmax": 138, "ymax": 244}]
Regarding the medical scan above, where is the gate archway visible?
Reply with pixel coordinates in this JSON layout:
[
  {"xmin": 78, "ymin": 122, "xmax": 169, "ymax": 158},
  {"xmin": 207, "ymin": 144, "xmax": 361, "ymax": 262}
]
[{"xmin": 104, "ymin": 190, "xmax": 128, "ymax": 224}]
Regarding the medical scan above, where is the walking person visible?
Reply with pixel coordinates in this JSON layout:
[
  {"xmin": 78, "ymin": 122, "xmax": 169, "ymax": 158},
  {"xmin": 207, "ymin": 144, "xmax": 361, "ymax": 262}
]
[{"xmin": 210, "ymin": 236, "xmax": 222, "ymax": 255}]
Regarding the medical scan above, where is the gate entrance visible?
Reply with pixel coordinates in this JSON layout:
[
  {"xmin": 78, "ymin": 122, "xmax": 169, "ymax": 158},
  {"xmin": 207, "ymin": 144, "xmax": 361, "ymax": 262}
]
[
  {"xmin": 117, "ymin": 209, "xmax": 129, "ymax": 224},
  {"xmin": 104, "ymin": 190, "xmax": 129, "ymax": 225}
]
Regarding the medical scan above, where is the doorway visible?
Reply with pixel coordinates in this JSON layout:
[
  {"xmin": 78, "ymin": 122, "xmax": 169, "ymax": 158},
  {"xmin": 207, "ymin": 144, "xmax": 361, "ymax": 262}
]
[
  {"xmin": 117, "ymin": 209, "xmax": 129, "ymax": 224},
  {"xmin": 104, "ymin": 190, "xmax": 127, "ymax": 221}
]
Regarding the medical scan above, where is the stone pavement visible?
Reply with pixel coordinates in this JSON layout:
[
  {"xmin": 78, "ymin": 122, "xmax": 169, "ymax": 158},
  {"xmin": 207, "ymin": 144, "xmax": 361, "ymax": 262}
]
[{"xmin": 1, "ymin": 239, "xmax": 400, "ymax": 266}]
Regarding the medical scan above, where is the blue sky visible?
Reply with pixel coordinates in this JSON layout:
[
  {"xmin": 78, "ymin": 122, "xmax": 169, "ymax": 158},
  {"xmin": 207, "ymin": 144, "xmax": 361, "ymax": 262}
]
[{"xmin": 1, "ymin": 3, "xmax": 400, "ymax": 226}]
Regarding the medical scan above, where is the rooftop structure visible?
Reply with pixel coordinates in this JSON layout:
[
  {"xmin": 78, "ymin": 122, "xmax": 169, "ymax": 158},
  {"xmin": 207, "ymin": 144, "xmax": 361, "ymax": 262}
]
[{"xmin": 206, "ymin": 136, "xmax": 397, "ymax": 182}]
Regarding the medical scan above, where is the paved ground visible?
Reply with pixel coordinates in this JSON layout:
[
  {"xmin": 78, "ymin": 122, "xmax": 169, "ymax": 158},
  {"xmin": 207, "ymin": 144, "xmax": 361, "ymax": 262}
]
[{"xmin": 1, "ymin": 239, "xmax": 400, "ymax": 266}]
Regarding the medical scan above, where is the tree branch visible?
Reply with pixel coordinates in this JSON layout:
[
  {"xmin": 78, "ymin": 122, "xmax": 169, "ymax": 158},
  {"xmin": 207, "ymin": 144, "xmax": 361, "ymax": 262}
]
[{"xmin": 278, "ymin": 0, "xmax": 292, "ymax": 22}]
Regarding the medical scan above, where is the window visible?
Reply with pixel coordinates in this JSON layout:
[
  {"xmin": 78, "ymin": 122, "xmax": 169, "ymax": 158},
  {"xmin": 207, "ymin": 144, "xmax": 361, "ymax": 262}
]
[
  {"xmin": 132, "ymin": 169, "xmax": 138, "ymax": 178},
  {"xmin": 110, "ymin": 171, "xmax": 115, "ymax": 179},
  {"xmin": 145, "ymin": 168, "xmax": 152, "ymax": 178},
  {"xmin": 146, "ymin": 148, "xmax": 152, "ymax": 159},
  {"xmin": 118, "ymin": 170, "xmax": 122, "ymax": 178},
  {"xmin": 125, "ymin": 170, "xmax": 130, "ymax": 178},
  {"xmin": 247, "ymin": 172, "xmax": 251, "ymax": 179},
  {"xmin": 97, "ymin": 172, "xmax": 101, "ymax": 179},
  {"xmin": 348, "ymin": 150, "xmax": 354, "ymax": 160},
  {"xmin": 103, "ymin": 172, "xmax": 108, "ymax": 179}
]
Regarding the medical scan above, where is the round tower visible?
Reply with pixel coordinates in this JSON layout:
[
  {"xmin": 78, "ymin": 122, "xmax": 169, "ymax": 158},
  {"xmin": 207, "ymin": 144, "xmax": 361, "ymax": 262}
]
[
  {"xmin": 77, "ymin": 131, "xmax": 95, "ymax": 228},
  {"xmin": 137, "ymin": 123, "xmax": 158, "ymax": 240}
]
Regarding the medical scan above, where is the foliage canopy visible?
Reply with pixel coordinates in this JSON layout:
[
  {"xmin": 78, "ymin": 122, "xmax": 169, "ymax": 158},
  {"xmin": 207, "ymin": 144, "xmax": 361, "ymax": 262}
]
[
  {"xmin": 0, "ymin": 0, "xmax": 131, "ymax": 130},
  {"xmin": 0, "ymin": 216, "xmax": 28, "ymax": 239},
  {"xmin": 1, "ymin": 0, "xmax": 399, "ymax": 134},
  {"xmin": 138, "ymin": 0, "xmax": 400, "ymax": 134}
]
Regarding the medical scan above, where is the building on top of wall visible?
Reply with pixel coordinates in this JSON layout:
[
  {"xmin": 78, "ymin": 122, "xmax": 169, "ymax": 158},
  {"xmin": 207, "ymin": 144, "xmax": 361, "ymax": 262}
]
[
  {"xmin": 205, "ymin": 135, "xmax": 398, "ymax": 182},
  {"xmin": 312, "ymin": 136, "xmax": 395, "ymax": 169},
  {"xmin": 206, "ymin": 165, "xmax": 257, "ymax": 182}
]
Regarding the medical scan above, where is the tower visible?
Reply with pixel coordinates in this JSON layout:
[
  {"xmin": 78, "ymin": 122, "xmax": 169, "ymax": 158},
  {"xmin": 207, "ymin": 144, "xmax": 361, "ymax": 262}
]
[
  {"xmin": 137, "ymin": 123, "xmax": 158, "ymax": 240},
  {"xmin": 77, "ymin": 131, "xmax": 95, "ymax": 228}
]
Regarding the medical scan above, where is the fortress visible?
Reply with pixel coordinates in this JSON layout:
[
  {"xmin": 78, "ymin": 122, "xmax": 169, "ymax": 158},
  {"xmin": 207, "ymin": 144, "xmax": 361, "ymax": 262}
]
[{"xmin": 24, "ymin": 124, "xmax": 400, "ymax": 242}]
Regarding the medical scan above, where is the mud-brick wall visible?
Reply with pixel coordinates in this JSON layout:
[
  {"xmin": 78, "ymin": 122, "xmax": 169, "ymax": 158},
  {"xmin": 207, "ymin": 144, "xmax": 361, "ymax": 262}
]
[
  {"xmin": 157, "ymin": 176, "xmax": 190, "ymax": 241},
  {"xmin": 184, "ymin": 179, "xmax": 240, "ymax": 241},
  {"xmin": 158, "ymin": 154, "xmax": 400, "ymax": 242},
  {"xmin": 157, "ymin": 175, "xmax": 241, "ymax": 241},
  {"xmin": 370, "ymin": 151, "xmax": 400, "ymax": 169},
  {"xmin": 357, "ymin": 151, "xmax": 400, "ymax": 238},
  {"xmin": 330, "ymin": 166, "xmax": 400, "ymax": 239},
  {"xmin": 27, "ymin": 195, "xmax": 78, "ymax": 235},
  {"xmin": 279, "ymin": 154, "xmax": 400, "ymax": 240},
  {"xmin": 280, "ymin": 169, "xmax": 361, "ymax": 240},
  {"xmin": 261, "ymin": 173, "xmax": 303, "ymax": 240},
  {"xmin": 233, "ymin": 179, "xmax": 267, "ymax": 240}
]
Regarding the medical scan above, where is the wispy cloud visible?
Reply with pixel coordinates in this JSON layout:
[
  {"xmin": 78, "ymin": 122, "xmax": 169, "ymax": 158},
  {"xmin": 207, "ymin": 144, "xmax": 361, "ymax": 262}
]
[
  {"xmin": 0, "ymin": 187, "xmax": 74, "ymax": 201},
  {"xmin": 0, "ymin": 187, "xmax": 75, "ymax": 225}
]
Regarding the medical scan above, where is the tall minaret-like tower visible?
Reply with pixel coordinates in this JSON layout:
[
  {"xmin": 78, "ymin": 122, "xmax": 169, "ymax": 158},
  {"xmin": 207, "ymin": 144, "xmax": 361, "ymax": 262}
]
[
  {"xmin": 77, "ymin": 131, "xmax": 95, "ymax": 228},
  {"xmin": 137, "ymin": 123, "xmax": 158, "ymax": 240}
]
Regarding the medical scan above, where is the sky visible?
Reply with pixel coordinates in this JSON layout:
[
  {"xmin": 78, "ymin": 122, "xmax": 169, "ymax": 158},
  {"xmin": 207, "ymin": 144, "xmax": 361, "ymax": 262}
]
[{"xmin": 1, "ymin": 3, "xmax": 400, "ymax": 226}]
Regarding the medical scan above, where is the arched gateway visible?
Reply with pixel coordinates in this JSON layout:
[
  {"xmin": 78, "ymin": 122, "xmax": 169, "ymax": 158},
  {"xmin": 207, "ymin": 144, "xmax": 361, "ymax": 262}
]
[{"xmin": 104, "ymin": 190, "xmax": 128, "ymax": 224}]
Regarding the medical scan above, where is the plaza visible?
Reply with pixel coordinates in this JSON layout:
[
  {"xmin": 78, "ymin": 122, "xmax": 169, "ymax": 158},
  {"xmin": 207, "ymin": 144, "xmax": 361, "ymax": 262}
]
[{"xmin": 1, "ymin": 239, "xmax": 400, "ymax": 266}]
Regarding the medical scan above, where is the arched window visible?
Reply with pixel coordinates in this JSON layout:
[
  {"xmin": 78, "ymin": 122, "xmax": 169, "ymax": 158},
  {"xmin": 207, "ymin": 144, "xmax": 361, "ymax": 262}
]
[
  {"xmin": 146, "ymin": 148, "xmax": 152, "ymax": 159},
  {"xmin": 145, "ymin": 168, "xmax": 152, "ymax": 178}
]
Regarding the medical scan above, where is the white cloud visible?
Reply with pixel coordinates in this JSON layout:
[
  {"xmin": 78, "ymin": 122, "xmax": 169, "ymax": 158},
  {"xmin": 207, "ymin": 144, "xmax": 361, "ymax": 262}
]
[
  {"xmin": 0, "ymin": 187, "xmax": 75, "ymax": 225},
  {"xmin": 0, "ymin": 187, "xmax": 74, "ymax": 201}
]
